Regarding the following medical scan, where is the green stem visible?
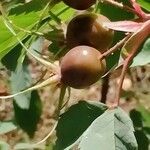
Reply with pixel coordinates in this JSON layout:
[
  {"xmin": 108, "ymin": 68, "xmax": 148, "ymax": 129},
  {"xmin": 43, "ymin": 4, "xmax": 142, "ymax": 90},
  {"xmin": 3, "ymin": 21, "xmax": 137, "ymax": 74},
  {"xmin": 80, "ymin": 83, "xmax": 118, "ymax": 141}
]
[
  {"xmin": 49, "ymin": 10, "xmax": 62, "ymax": 25},
  {"xmin": 13, "ymin": 24, "xmax": 44, "ymax": 36},
  {"xmin": 35, "ymin": 0, "xmax": 52, "ymax": 30}
]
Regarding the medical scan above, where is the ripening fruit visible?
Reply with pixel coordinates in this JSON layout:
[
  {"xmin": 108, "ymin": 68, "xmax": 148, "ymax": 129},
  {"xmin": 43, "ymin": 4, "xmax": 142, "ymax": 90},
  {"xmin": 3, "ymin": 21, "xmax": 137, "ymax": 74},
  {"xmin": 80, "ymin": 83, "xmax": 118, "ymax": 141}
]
[
  {"xmin": 60, "ymin": 46, "xmax": 106, "ymax": 89},
  {"xmin": 62, "ymin": 0, "xmax": 96, "ymax": 10},
  {"xmin": 66, "ymin": 13, "xmax": 114, "ymax": 52}
]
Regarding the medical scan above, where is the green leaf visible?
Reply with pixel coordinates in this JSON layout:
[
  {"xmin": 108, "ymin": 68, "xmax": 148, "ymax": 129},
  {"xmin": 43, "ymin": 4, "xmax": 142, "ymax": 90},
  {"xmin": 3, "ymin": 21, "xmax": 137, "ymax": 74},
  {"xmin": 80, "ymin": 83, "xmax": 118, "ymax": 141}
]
[
  {"xmin": 30, "ymin": 37, "xmax": 44, "ymax": 54},
  {"xmin": 131, "ymin": 37, "xmax": 150, "ymax": 67},
  {"xmin": 44, "ymin": 29, "xmax": 64, "ymax": 42},
  {"xmin": 143, "ymin": 127, "xmax": 150, "ymax": 135},
  {"xmin": 73, "ymin": 108, "xmax": 138, "ymax": 150},
  {"xmin": 98, "ymin": 0, "xmax": 134, "ymax": 21},
  {"xmin": 13, "ymin": 90, "xmax": 42, "ymax": 137},
  {"xmin": 0, "ymin": 1, "xmax": 73, "ymax": 59},
  {"xmin": 1, "ymin": 42, "xmax": 22, "ymax": 71},
  {"xmin": 137, "ymin": 105, "xmax": 150, "ymax": 127},
  {"xmin": 137, "ymin": 0, "xmax": 150, "ymax": 12},
  {"xmin": 8, "ymin": 0, "xmax": 49, "ymax": 15},
  {"xmin": 1, "ymin": 36, "xmax": 30, "ymax": 71},
  {"xmin": 10, "ymin": 62, "xmax": 32, "ymax": 109},
  {"xmin": 134, "ymin": 130, "xmax": 149, "ymax": 150},
  {"xmin": 114, "ymin": 108, "xmax": 138, "ymax": 150},
  {"xmin": 0, "ymin": 141, "xmax": 10, "ymax": 150},
  {"xmin": 129, "ymin": 109, "xmax": 143, "ymax": 128},
  {"xmin": 0, "ymin": 0, "xmax": 42, "ymax": 59},
  {"xmin": 129, "ymin": 107, "xmax": 150, "ymax": 149},
  {"xmin": 77, "ymin": 110, "xmax": 115, "ymax": 150},
  {"xmin": 0, "ymin": 121, "xmax": 17, "ymax": 134},
  {"xmin": 48, "ymin": 41, "xmax": 61, "ymax": 54},
  {"xmin": 55, "ymin": 101, "xmax": 108, "ymax": 150},
  {"xmin": 45, "ymin": 142, "xmax": 55, "ymax": 150},
  {"xmin": 0, "ymin": 18, "xmax": 28, "ymax": 60}
]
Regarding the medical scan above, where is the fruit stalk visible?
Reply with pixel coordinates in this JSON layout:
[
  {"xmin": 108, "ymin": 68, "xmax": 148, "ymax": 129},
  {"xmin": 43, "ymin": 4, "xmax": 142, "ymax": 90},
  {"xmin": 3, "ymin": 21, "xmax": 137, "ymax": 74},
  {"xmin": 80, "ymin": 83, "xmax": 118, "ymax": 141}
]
[{"xmin": 99, "ymin": 34, "xmax": 131, "ymax": 60}]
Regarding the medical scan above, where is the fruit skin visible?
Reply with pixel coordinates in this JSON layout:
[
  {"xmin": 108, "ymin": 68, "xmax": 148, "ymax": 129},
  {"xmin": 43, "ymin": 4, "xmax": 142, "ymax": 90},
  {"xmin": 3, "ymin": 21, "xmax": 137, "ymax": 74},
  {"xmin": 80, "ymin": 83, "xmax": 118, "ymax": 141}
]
[
  {"xmin": 62, "ymin": 0, "xmax": 96, "ymax": 10},
  {"xmin": 60, "ymin": 46, "xmax": 106, "ymax": 89},
  {"xmin": 66, "ymin": 13, "xmax": 114, "ymax": 52}
]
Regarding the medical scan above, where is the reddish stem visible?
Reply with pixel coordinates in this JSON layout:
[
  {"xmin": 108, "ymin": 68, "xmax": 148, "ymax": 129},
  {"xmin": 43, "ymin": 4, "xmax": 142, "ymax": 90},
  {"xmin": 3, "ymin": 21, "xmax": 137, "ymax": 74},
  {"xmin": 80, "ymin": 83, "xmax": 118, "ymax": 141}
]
[
  {"xmin": 129, "ymin": 0, "xmax": 147, "ymax": 20},
  {"xmin": 115, "ymin": 19, "xmax": 150, "ymax": 106}
]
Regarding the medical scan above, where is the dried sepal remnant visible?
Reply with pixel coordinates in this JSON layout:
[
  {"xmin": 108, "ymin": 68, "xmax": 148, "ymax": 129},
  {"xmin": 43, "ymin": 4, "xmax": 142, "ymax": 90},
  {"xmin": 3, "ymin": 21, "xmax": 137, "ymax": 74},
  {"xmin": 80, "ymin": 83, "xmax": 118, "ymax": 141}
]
[
  {"xmin": 0, "ymin": 75, "xmax": 60, "ymax": 99},
  {"xmin": 60, "ymin": 46, "xmax": 106, "ymax": 89}
]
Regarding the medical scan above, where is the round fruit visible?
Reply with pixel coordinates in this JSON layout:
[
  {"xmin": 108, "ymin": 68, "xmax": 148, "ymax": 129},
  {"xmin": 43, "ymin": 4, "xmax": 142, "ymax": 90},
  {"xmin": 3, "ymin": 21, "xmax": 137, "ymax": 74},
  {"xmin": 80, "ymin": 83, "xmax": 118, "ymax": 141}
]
[
  {"xmin": 66, "ymin": 13, "xmax": 114, "ymax": 52},
  {"xmin": 60, "ymin": 46, "xmax": 106, "ymax": 89},
  {"xmin": 62, "ymin": 0, "xmax": 96, "ymax": 10}
]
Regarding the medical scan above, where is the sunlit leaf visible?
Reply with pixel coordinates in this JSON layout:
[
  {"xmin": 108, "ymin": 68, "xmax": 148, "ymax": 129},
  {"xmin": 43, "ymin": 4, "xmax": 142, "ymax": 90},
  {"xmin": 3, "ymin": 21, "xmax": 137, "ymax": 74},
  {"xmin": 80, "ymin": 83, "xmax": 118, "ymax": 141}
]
[
  {"xmin": 137, "ymin": 0, "xmax": 150, "ymax": 12},
  {"xmin": 137, "ymin": 105, "xmax": 150, "ymax": 127},
  {"xmin": 75, "ymin": 108, "xmax": 137, "ymax": 150},
  {"xmin": 0, "ymin": 1, "xmax": 74, "ymax": 59}
]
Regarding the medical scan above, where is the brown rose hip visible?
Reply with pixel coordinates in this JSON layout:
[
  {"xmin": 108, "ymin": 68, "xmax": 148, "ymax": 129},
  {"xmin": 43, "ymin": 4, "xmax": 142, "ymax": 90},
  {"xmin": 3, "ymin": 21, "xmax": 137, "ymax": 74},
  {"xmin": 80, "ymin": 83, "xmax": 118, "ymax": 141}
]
[
  {"xmin": 66, "ymin": 13, "xmax": 114, "ymax": 52},
  {"xmin": 62, "ymin": 0, "xmax": 96, "ymax": 10},
  {"xmin": 60, "ymin": 46, "xmax": 106, "ymax": 89}
]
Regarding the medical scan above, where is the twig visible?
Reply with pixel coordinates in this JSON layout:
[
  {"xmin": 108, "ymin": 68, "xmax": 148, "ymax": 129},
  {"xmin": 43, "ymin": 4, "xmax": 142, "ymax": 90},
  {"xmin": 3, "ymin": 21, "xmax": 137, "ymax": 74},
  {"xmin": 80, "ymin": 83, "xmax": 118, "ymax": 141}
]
[
  {"xmin": 12, "ymin": 24, "xmax": 44, "ymax": 36},
  {"xmin": 56, "ymin": 85, "xmax": 67, "ymax": 118},
  {"xmin": 0, "ymin": 75, "xmax": 60, "ymax": 99},
  {"xmin": 35, "ymin": 0, "xmax": 52, "ymax": 30},
  {"xmin": 100, "ymin": 34, "xmax": 131, "ymax": 60},
  {"xmin": 31, "ymin": 121, "xmax": 58, "ymax": 146},
  {"xmin": 100, "ymin": 74, "xmax": 110, "ymax": 103},
  {"xmin": 61, "ymin": 87, "xmax": 71, "ymax": 109}
]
